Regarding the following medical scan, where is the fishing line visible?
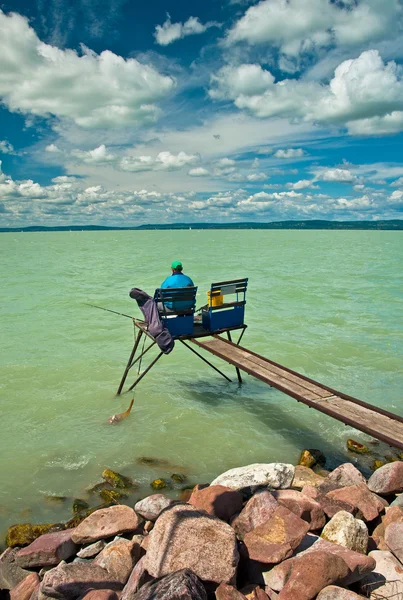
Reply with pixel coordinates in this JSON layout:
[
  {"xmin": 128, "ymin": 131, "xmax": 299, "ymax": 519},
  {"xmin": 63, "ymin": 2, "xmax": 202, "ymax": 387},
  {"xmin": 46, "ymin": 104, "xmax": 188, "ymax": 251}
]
[{"xmin": 85, "ymin": 303, "xmax": 135, "ymax": 320}]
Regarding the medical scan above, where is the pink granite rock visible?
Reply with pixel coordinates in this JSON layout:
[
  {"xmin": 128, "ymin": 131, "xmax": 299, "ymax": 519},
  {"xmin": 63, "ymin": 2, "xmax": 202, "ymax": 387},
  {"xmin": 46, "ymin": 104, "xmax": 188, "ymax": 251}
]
[
  {"xmin": 77, "ymin": 591, "xmax": 120, "ymax": 600},
  {"xmin": 272, "ymin": 489, "xmax": 326, "ymax": 530},
  {"xmin": 94, "ymin": 536, "xmax": 142, "ymax": 584},
  {"xmin": 326, "ymin": 484, "xmax": 385, "ymax": 522},
  {"xmin": 134, "ymin": 494, "xmax": 172, "ymax": 521},
  {"xmin": 231, "ymin": 490, "xmax": 278, "ymax": 538},
  {"xmin": 371, "ymin": 505, "xmax": 403, "ymax": 549},
  {"xmin": 316, "ymin": 586, "xmax": 366, "ymax": 599},
  {"xmin": 359, "ymin": 550, "xmax": 403, "ymax": 598},
  {"xmin": 15, "ymin": 529, "xmax": 78, "ymax": 568},
  {"xmin": 189, "ymin": 485, "xmax": 244, "ymax": 522},
  {"xmin": 302, "ymin": 485, "xmax": 355, "ymax": 518},
  {"xmin": 243, "ymin": 506, "xmax": 310, "ymax": 564},
  {"xmin": 368, "ymin": 461, "xmax": 403, "ymax": 495},
  {"xmin": 291, "ymin": 466, "xmax": 325, "ymax": 490},
  {"xmin": 215, "ymin": 583, "xmax": 248, "ymax": 599},
  {"xmin": 72, "ymin": 505, "xmax": 142, "ymax": 544},
  {"xmin": 326, "ymin": 464, "xmax": 366, "ymax": 488},
  {"xmin": 276, "ymin": 551, "xmax": 350, "ymax": 600},
  {"xmin": 40, "ymin": 561, "xmax": 123, "ymax": 599},
  {"xmin": 384, "ymin": 521, "xmax": 403, "ymax": 562},
  {"xmin": 0, "ymin": 547, "xmax": 32, "ymax": 590},
  {"xmin": 131, "ymin": 569, "xmax": 207, "ymax": 600},
  {"xmin": 121, "ymin": 556, "xmax": 149, "ymax": 600},
  {"xmin": 144, "ymin": 504, "xmax": 239, "ymax": 584},
  {"xmin": 10, "ymin": 572, "xmax": 40, "ymax": 600}
]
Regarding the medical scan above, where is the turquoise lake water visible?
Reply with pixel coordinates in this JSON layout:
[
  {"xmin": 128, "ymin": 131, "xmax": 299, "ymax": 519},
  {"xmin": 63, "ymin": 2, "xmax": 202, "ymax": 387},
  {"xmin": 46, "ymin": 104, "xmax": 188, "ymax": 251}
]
[{"xmin": 0, "ymin": 229, "xmax": 402, "ymax": 541}]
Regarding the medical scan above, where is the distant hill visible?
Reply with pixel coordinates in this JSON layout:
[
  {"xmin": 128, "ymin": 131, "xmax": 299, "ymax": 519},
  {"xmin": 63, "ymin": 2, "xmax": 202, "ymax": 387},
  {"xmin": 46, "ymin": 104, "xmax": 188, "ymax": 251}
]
[{"xmin": 1, "ymin": 220, "xmax": 403, "ymax": 232}]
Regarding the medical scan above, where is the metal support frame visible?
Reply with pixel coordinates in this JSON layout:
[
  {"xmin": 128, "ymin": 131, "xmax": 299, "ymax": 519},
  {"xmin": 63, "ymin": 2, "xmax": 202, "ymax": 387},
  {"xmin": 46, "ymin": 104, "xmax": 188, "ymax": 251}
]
[
  {"xmin": 127, "ymin": 351, "xmax": 164, "ymax": 392},
  {"xmin": 227, "ymin": 330, "xmax": 243, "ymax": 384},
  {"xmin": 117, "ymin": 330, "xmax": 143, "ymax": 395},
  {"xmin": 180, "ymin": 340, "xmax": 232, "ymax": 382}
]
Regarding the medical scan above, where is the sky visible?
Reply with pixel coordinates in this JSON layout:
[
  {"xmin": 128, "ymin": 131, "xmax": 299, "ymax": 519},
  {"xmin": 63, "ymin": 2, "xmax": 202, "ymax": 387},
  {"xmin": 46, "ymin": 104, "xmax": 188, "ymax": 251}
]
[{"xmin": 1, "ymin": 0, "xmax": 403, "ymax": 226}]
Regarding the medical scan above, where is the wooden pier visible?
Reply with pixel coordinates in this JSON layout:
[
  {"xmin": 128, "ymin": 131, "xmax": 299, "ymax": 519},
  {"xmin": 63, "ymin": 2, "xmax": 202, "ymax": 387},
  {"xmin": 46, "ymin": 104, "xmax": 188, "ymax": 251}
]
[{"xmin": 118, "ymin": 319, "xmax": 403, "ymax": 451}]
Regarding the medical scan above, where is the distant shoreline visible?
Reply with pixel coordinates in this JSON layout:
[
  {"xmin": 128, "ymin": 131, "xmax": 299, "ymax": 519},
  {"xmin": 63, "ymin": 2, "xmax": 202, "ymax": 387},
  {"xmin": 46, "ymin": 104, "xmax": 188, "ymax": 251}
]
[{"xmin": 1, "ymin": 219, "xmax": 403, "ymax": 232}]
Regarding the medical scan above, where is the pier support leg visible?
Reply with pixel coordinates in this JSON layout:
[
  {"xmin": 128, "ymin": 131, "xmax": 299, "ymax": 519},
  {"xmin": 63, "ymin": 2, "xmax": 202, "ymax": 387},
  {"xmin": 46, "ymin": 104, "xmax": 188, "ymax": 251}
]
[
  {"xmin": 227, "ymin": 331, "xmax": 243, "ymax": 384},
  {"xmin": 127, "ymin": 351, "xmax": 164, "ymax": 391},
  {"xmin": 180, "ymin": 340, "xmax": 232, "ymax": 382},
  {"xmin": 117, "ymin": 330, "xmax": 143, "ymax": 395}
]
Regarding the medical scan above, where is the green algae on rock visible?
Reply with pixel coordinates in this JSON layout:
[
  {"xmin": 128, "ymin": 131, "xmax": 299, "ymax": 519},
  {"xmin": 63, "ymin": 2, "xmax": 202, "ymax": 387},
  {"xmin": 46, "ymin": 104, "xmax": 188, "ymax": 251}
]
[
  {"xmin": 171, "ymin": 473, "xmax": 186, "ymax": 484},
  {"xmin": 151, "ymin": 478, "xmax": 168, "ymax": 490},
  {"xmin": 72, "ymin": 499, "xmax": 90, "ymax": 515},
  {"xmin": 101, "ymin": 469, "xmax": 134, "ymax": 489},
  {"xmin": 6, "ymin": 522, "xmax": 64, "ymax": 548},
  {"xmin": 100, "ymin": 489, "xmax": 127, "ymax": 503},
  {"xmin": 298, "ymin": 449, "xmax": 326, "ymax": 469},
  {"xmin": 347, "ymin": 439, "xmax": 370, "ymax": 454}
]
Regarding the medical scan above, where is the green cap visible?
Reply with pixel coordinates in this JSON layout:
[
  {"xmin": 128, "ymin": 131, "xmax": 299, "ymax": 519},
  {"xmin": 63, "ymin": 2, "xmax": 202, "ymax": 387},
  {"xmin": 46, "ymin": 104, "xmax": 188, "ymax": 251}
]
[{"xmin": 171, "ymin": 260, "xmax": 182, "ymax": 269}]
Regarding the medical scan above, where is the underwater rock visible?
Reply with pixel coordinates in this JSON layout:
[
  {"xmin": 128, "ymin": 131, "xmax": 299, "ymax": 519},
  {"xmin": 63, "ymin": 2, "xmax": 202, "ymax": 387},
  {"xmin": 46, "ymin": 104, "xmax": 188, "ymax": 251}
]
[
  {"xmin": 87, "ymin": 481, "xmax": 110, "ymax": 494},
  {"xmin": 151, "ymin": 478, "xmax": 168, "ymax": 490},
  {"xmin": 371, "ymin": 460, "xmax": 386, "ymax": 471},
  {"xmin": 73, "ymin": 499, "xmax": 90, "ymax": 515},
  {"xmin": 100, "ymin": 489, "xmax": 127, "ymax": 503},
  {"xmin": 171, "ymin": 473, "xmax": 186, "ymax": 484},
  {"xmin": 102, "ymin": 469, "xmax": 134, "ymax": 489},
  {"xmin": 346, "ymin": 440, "xmax": 370, "ymax": 455},
  {"xmin": 298, "ymin": 450, "xmax": 326, "ymax": 469},
  {"xmin": 43, "ymin": 495, "xmax": 68, "ymax": 505}
]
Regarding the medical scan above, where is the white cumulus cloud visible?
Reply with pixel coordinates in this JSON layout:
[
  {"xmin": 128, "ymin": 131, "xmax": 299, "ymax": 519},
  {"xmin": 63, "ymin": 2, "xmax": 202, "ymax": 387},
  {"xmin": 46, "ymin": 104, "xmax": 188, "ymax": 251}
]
[
  {"xmin": 188, "ymin": 167, "xmax": 210, "ymax": 177},
  {"xmin": 0, "ymin": 140, "xmax": 14, "ymax": 154},
  {"xmin": 274, "ymin": 148, "xmax": 305, "ymax": 159},
  {"xmin": 71, "ymin": 145, "xmax": 117, "ymax": 165},
  {"xmin": 315, "ymin": 168, "xmax": 356, "ymax": 183},
  {"xmin": 154, "ymin": 15, "xmax": 221, "ymax": 46},
  {"xmin": 119, "ymin": 151, "xmax": 198, "ymax": 172},
  {"xmin": 0, "ymin": 10, "xmax": 175, "ymax": 129}
]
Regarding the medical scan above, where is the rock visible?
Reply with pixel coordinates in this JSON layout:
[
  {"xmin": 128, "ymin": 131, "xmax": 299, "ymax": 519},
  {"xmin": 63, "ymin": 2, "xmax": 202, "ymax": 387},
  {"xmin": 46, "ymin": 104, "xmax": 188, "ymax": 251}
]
[
  {"xmin": 134, "ymin": 494, "xmax": 172, "ymax": 521},
  {"xmin": 215, "ymin": 583, "xmax": 248, "ymax": 599},
  {"xmin": 40, "ymin": 561, "xmax": 123, "ymax": 599},
  {"xmin": 102, "ymin": 469, "xmax": 134, "ymax": 489},
  {"xmin": 9, "ymin": 572, "xmax": 40, "ymax": 600},
  {"xmin": 272, "ymin": 490, "xmax": 326, "ymax": 531},
  {"xmin": 231, "ymin": 490, "xmax": 278, "ymax": 538},
  {"xmin": 189, "ymin": 485, "xmax": 243, "ymax": 522},
  {"xmin": 243, "ymin": 506, "xmax": 310, "ymax": 564},
  {"xmin": 302, "ymin": 485, "xmax": 355, "ymax": 519},
  {"xmin": 144, "ymin": 520, "xmax": 153, "ymax": 533},
  {"xmin": 367, "ymin": 461, "xmax": 403, "ymax": 495},
  {"xmin": 298, "ymin": 449, "xmax": 326, "ymax": 469},
  {"xmin": 15, "ymin": 529, "xmax": 78, "ymax": 568},
  {"xmin": 275, "ymin": 551, "xmax": 350, "ymax": 600},
  {"xmin": 326, "ymin": 483, "xmax": 385, "ymax": 522},
  {"xmin": 371, "ymin": 505, "xmax": 403, "ymax": 550},
  {"xmin": 326, "ymin": 464, "xmax": 366, "ymax": 488},
  {"xmin": 94, "ymin": 536, "xmax": 142, "ymax": 585},
  {"xmin": 172, "ymin": 474, "xmax": 186, "ymax": 483},
  {"xmin": 77, "ymin": 540, "xmax": 106, "ymax": 558},
  {"xmin": 151, "ymin": 478, "xmax": 168, "ymax": 490},
  {"xmin": 0, "ymin": 547, "xmax": 33, "ymax": 590},
  {"xmin": 316, "ymin": 586, "xmax": 366, "ymax": 599},
  {"xmin": 144, "ymin": 504, "xmax": 239, "ymax": 584},
  {"xmin": 77, "ymin": 591, "xmax": 120, "ymax": 600},
  {"xmin": 359, "ymin": 550, "xmax": 403, "ymax": 599},
  {"xmin": 371, "ymin": 460, "xmax": 385, "ymax": 471},
  {"xmin": 73, "ymin": 499, "xmax": 90, "ymax": 514},
  {"xmin": 131, "ymin": 569, "xmax": 207, "ymax": 600},
  {"xmin": 391, "ymin": 493, "xmax": 403, "ymax": 507},
  {"xmin": 211, "ymin": 464, "xmax": 295, "ymax": 491},
  {"xmin": 291, "ymin": 466, "xmax": 325, "ymax": 490},
  {"xmin": 384, "ymin": 521, "xmax": 403, "ymax": 562},
  {"xmin": 320, "ymin": 511, "xmax": 368, "ymax": 554},
  {"xmin": 121, "ymin": 556, "xmax": 148, "ymax": 599},
  {"xmin": 72, "ymin": 505, "xmax": 143, "ymax": 544},
  {"xmin": 346, "ymin": 440, "xmax": 370, "ymax": 454},
  {"xmin": 5, "ymin": 523, "xmax": 64, "ymax": 548},
  {"xmin": 100, "ymin": 489, "xmax": 127, "ymax": 503}
]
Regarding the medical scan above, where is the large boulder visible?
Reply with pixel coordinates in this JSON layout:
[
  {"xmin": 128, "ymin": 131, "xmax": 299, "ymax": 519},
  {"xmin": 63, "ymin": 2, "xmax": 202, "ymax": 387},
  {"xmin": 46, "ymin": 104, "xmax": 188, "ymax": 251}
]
[
  {"xmin": 15, "ymin": 529, "xmax": 78, "ymax": 568},
  {"xmin": 215, "ymin": 583, "xmax": 248, "ymax": 599},
  {"xmin": 131, "ymin": 569, "xmax": 207, "ymax": 600},
  {"xmin": 211, "ymin": 464, "xmax": 295, "ymax": 491},
  {"xmin": 77, "ymin": 591, "xmax": 120, "ymax": 600},
  {"xmin": 231, "ymin": 490, "xmax": 278, "ymax": 538},
  {"xmin": 121, "ymin": 556, "xmax": 149, "ymax": 600},
  {"xmin": 144, "ymin": 504, "xmax": 239, "ymax": 584},
  {"xmin": 371, "ymin": 505, "xmax": 403, "ymax": 550},
  {"xmin": 291, "ymin": 466, "xmax": 325, "ymax": 490},
  {"xmin": 243, "ymin": 506, "xmax": 310, "ymax": 564},
  {"xmin": 359, "ymin": 550, "xmax": 403, "ymax": 598},
  {"xmin": 367, "ymin": 461, "xmax": 403, "ymax": 495},
  {"xmin": 94, "ymin": 536, "xmax": 142, "ymax": 585},
  {"xmin": 9, "ymin": 572, "xmax": 40, "ymax": 600},
  {"xmin": 274, "ymin": 551, "xmax": 350, "ymax": 600},
  {"xmin": 40, "ymin": 561, "xmax": 123, "ymax": 599},
  {"xmin": 384, "ymin": 521, "xmax": 403, "ymax": 562},
  {"xmin": 272, "ymin": 490, "xmax": 325, "ymax": 531},
  {"xmin": 326, "ymin": 464, "xmax": 366, "ymax": 488},
  {"xmin": 316, "ymin": 586, "xmax": 366, "ymax": 599},
  {"xmin": 72, "ymin": 505, "xmax": 142, "ymax": 544},
  {"xmin": 0, "ymin": 547, "xmax": 33, "ymax": 590},
  {"xmin": 134, "ymin": 494, "xmax": 172, "ymax": 521},
  {"xmin": 326, "ymin": 484, "xmax": 385, "ymax": 522},
  {"xmin": 302, "ymin": 485, "xmax": 355, "ymax": 519},
  {"xmin": 189, "ymin": 485, "xmax": 243, "ymax": 522},
  {"xmin": 321, "ymin": 511, "xmax": 368, "ymax": 554}
]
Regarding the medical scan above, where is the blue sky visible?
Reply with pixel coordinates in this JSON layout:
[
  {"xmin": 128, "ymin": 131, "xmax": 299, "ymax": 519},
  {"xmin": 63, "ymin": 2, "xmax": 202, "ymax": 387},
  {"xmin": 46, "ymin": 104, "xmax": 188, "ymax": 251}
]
[{"xmin": 1, "ymin": 0, "xmax": 403, "ymax": 226}]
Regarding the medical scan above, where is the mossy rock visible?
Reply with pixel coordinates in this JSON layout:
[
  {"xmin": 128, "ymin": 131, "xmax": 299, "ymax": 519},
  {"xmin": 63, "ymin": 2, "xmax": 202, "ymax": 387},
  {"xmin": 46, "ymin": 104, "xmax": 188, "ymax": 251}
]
[
  {"xmin": 171, "ymin": 473, "xmax": 186, "ymax": 484},
  {"xmin": 371, "ymin": 460, "xmax": 386, "ymax": 471},
  {"xmin": 102, "ymin": 469, "xmax": 134, "ymax": 489},
  {"xmin": 6, "ymin": 522, "xmax": 64, "ymax": 548},
  {"xmin": 137, "ymin": 456, "xmax": 170, "ymax": 468},
  {"xmin": 72, "ymin": 499, "xmax": 90, "ymax": 515},
  {"xmin": 151, "ymin": 478, "xmax": 168, "ymax": 490},
  {"xmin": 87, "ymin": 482, "xmax": 110, "ymax": 495},
  {"xmin": 43, "ymin": 495, "xmax": 68, "ymax": 505},
  {"xmin": 298, "ymin": 449, "xmax": 326, "ymax": 468},
  {"xmin": 100, "ymin": 489, "xmax": 127, "ymax": 503},
  {"xmin": 385, "ymin": 455, "xmax": 399, "ymax": 463},
  {"xmin": 347, "ymin": 439, "xmax": 370, "ymax": 454}
]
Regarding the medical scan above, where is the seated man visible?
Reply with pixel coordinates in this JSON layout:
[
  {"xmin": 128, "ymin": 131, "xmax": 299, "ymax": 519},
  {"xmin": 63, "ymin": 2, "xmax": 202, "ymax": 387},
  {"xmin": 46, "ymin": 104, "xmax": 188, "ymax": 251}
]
[{"xmin": 160, "ymin": 261, "xmax": 195, "ymax": 312}]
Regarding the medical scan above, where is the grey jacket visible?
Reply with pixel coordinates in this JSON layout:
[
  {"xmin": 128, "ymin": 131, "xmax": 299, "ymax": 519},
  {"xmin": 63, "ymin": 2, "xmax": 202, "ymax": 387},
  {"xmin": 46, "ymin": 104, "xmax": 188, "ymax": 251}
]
[{"xmin": 129, "ymin": 288, "xmax": 174, "ymax": 354}]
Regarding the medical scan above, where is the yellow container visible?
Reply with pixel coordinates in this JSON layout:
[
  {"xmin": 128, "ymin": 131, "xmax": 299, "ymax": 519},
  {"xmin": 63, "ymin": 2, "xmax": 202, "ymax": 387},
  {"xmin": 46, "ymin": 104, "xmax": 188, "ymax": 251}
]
[{"xmin": 207, "ymin": 290, "xmax": 224, "ymax": 307}]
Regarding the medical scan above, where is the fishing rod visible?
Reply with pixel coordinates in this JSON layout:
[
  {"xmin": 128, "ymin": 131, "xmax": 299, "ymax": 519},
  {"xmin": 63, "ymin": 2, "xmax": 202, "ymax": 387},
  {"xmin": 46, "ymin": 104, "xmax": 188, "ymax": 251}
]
[{"xmin": 85, "ymin": 303, "xmax": 135, "ymax": 320}]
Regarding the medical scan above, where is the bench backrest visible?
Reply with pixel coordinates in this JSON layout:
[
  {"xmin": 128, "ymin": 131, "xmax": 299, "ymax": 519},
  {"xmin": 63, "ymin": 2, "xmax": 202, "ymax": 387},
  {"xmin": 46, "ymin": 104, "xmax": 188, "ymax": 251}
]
[
  {"xmin": 203, "ymin": 278, "xmax": 248, "ymax": 331},
  {"xmin": 154, "ymin": 286, "xmax": 197, "ymax": 337}
]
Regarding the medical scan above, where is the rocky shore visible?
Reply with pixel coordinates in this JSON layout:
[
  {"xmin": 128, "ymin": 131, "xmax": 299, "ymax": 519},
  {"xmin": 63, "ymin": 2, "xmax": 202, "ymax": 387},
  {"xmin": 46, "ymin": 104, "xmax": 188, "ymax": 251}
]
[{"xmin": 2, "ymin": 447, "xmax": 403, "ymax": 599}]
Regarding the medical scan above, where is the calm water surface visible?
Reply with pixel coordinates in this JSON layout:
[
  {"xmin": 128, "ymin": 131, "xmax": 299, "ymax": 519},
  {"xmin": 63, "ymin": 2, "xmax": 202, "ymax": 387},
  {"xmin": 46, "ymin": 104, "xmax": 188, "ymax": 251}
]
[{"xmin": 1, "ymin": 230, "xmax": 402, "ymax": 539}]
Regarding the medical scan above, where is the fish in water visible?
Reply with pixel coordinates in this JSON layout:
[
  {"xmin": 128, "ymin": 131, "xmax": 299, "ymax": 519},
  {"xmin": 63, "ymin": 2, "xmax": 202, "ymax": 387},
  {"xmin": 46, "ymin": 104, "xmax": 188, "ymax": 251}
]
[{"xmin": 108, "ymin": 398, "xmax": 134, "ymax": 424}]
